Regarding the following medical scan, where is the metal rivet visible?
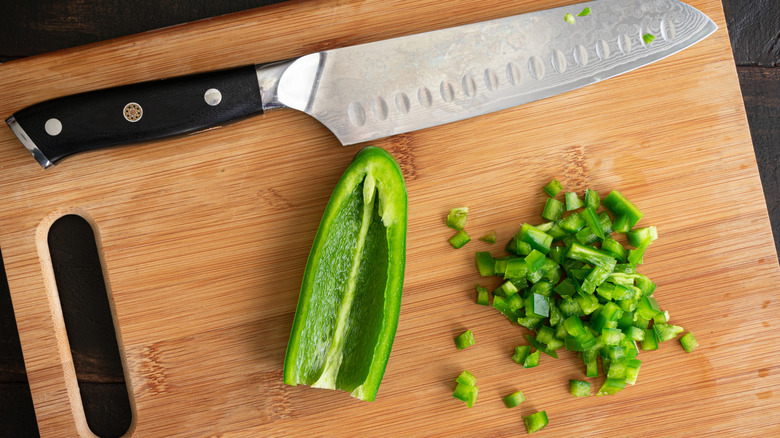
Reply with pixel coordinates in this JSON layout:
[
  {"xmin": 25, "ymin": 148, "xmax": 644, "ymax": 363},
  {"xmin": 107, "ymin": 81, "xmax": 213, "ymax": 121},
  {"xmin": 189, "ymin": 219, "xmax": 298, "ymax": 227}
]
[
  {"xmin": 45, "ymin": 118, "xmax": 62, "ymax": 136},
  {"xmin": 204, "ymin": 88, "xmax": 222, "ymax": 106},
  {"xmin": 123, "ymin": 102, "xmax": 143, "ymax": 122}
]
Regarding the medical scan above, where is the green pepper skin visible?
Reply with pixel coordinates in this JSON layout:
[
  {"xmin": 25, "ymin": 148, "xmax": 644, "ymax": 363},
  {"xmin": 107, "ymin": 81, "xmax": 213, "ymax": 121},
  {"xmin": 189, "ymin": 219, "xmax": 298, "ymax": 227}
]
[{"xmin": 283, "ymin": 146, "xmax": 407, "ymax": 401}]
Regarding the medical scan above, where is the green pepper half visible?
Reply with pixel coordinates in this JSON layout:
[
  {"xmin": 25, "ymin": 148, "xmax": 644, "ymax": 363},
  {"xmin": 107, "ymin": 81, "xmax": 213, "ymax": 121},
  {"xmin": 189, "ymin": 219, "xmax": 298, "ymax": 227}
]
[{"xmin": 283, "ymin": 146, "xmax": 407, "ymax": 401}]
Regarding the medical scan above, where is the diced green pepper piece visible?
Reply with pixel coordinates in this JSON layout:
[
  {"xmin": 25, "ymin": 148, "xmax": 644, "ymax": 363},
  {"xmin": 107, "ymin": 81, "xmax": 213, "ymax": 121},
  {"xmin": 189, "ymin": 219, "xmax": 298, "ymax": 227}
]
[
  {"xmin": 583, "ymin": 347, "xmax": 600, "ymax": 377},
  {"xmin": 456, "ymin": 370, "xmax": 476, "ymax": 386},
  {"xmin": 623, "ymin": 325, "xmax": 645, "ymax": 342},
  {"xmin": 453, "ymin": 381, "xmax": 471, "ymax": 401},
  {"xmin": 575, "ymin": 292, "xmax": 600, "ymax": 315},
  {"xmin": 607, "ymin": 359, "xmax": 627, "ymax": 379},
  {"xmin": 541, "ymin": 258, "xmax": 562, "ymax": 283},
  {"xmin": 505, "ymin": 293, "xmax": 524, "ymax": 312},
  {"xmin": 578, "ymin": 7, "xmax": 592, "ymax": 16},
  {"xmin": 643, "ymin": 33, "xmax": 656, "ymax": 44},
  {"xmin": 531, "ymin": 280, "xmax": 554, "ymax": 297},
  {"xmin": 563, "ymin": 315, "xmax": 588, "ymax": 338},
  {"xmin": 559, "ymin": 212, "xmax": 586, "ymax": 234},
  {"xmin": 567, "ymin": 242, "xmax": 617, "ymax": 269},
  {"xmin": 504, "ymin": 258, "xmax": 529, "ymax": 279},
  {"xmin": 479, "ymin": 230, "xmax": 497, "ymax": 244},
  {"xmin": 536, "ymin": 325, "xmax": 557, "ymax": 345},
  {"xmin": 636, "ymin": 296, "xmax": 662, "ymax": 320},
  {"xmin": 507, "ymin": 236, "xmax": 533, "ymax": 256},
  {"xmin": 525, "ymin": 334, "xmax": 559, "ymax": 359},
  {"xmin": 590, "ymin": 313, "xmax": 615, "ymax": 333},
  {"xmin": 517, "ymin": 315, "xmax": 544, "ymax": 330},
  {"xmin": 494, "ymin": 280, "xmax": 519, "ymax": 298},
  {"xmin": 601, "ymin": 302, "xmax": 624, "ymax": 321},
  {"xmin": 569, "ymin": 379, "xmax": 591, "ymax": 397},
  {"xmin": 535, "ymin": 221, "xmax": 555, "ymax": 233},
  {"xmin": 547, "ymin": 222, "xmax": 568, "ymax": 241},
  {"xmin": 653, "ymin": 310, "xmax": 670, "ymax": 324},
  {"xmin": 527, "ymin": 267, "xmax": 544, "ymax": 284},
  {"xmin": 611, "ymin": 214, "xmax": 630, "ymax": 233},
  {"xmin": 603, "ymin": 344, "xmax": 627, "ymax": 361},
  {"xmin": 597, "ymin": 377, "xmax": 626, "ymax": 395},
  {"xmin": 640, "ymin": 328, "xmax": 659, "ymax": 350},
  {"xmin": 627, "ymin": 226, "xmax": 658, "ymax": 247},
  {"xmin": 653, "ymin": 323, "xmax": 684, "ymax": 342},
  {"xmin": 543, "ymin": 197, "xmax": 565, "ymax": 221},
  {"xmin": 549, "ymin": 303, "xmax": 564, "ymax": 327},
  {"xmin": 474, "ymin": 251, "xmax": 494, "ymax": 276},
  {"xmin": 523, "ymin": 411, "xmax": 549, "ymax": 434},
  {"xmin": 283, "ymin": 147, "xmax": 407, "ymax": 402},
  {"xmin": 601, "ymin": 237, "xmax": 627, "ymax": 262},
  {"xmin": 513, "ymin": 345, "xmax": 531, "ymax": 364},
  {"xmin": 446, "ymin": 207, "xmax": 469, "ymax": 230},
  {"xmin": 581, "ymin": 206, "xmax": 605, "ymax": 239},
  {"xmin": 525, "ymin": 293, "xmax": 550, "ymax": 318},
  {"xmin": 548, "ymin": 245, "xmax": 566, "ymax": 264},
  {"xmin": 449, "ymin": 230, "xmax": 471, "ymax": 249},
  {"xmin": 494, "ymin": 258, "xmax": 508, "ymax": 276},
  {"xmin": 581, "ymin": 266, "xmax": 613, "ymax": 294},
  {"xmin": 603, "ymin": 190, "xmax": 643, "ymax": 229},
  {"xmin": 455, "ymin": 329, "xmax": 475, "ymax": 350},
  {"xmin": 503, "ymin": 390, "xmax": 526, "ymax": 408},
  {"xmin": 559, "ymin": 296, "xmax": 583, "ymax": 317},
  {"xmin": 635, "ymin": 274, "xmax": 657, "ymax": 296},
  {"xmin": 602, "ymin": 327, "xmax": 624, "ymax": 346},
  {"xmin": 555, "ymin": 277, "xmax": 579, "ymax": 296},
  {"xmin": 453, "ymin": 382, "xmax": 479, "ymax": 407},
  {"xmin": 493, "ymin": 296, "xmax": 521, "ymax": 323},
  {"xmin": 625, "ymin": 358, "xmax": 641, "ymax": 385},
  {"xmin": 575, "ymin": 226, "xmax": 600, "ymax": 245},
  {"xmin": 476, "ymin": 285, "xmax": 489, "ymax": 306},
  {"xmin": 584, "ymin": 189, "xmax": 600, "ymax": 210},
  {"xmin": 518, "ymin": 223, "xmax": 554, "ymax": 255},
  {"xmin": 680, "ymin": 332, "xmax": 699, "ymax": 353},
  {"xmin": 565, "ymin": 333, "xmax": 597, "ymax": 351},
  {"xmin": 525, "ymin": 250, "xmax": 547, "ymax": 273},
  {"xmin": 523, "ymin": 349, "xmax": 541, "ymax": 368},
  {"xmin": 564, "ymin": 12, "xmax": 576, "ymax": 24},
  {"xmin": 565, "ymin": 192, "xmax": 584, "ymax": 211},
  {"xmin": 543, "ymin": 179, "xmax": 563, "ymax": 197},
  {"xmin": 599, "ymin": 211, "xmax": 613, "ymax": 234},
  {"xmin": 627, "ymin": 238, "xmax": 651, "ymax": 266}
]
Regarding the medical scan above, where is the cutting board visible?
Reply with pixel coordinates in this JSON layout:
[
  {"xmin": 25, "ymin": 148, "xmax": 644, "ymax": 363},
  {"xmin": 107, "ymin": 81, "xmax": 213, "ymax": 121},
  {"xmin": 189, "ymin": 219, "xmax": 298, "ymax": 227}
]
[{"xmin": 1, "ymin": 0, "xmax": 778, "ymax": 436}]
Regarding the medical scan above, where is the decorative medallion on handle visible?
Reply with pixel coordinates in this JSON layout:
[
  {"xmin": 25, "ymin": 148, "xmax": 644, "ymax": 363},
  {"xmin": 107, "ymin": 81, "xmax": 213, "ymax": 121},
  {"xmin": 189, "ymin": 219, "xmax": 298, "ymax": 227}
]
[{"xmin": 123, "ymin": 102, "xmax": 143, "ymax": 122}]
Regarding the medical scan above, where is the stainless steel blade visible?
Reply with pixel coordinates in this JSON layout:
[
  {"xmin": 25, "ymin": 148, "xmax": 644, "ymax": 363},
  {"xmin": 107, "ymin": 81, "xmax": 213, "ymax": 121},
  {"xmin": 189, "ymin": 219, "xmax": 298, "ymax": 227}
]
[{"xmin": 264, "ymin": 0, "xmax": 716, "ymax": 145}]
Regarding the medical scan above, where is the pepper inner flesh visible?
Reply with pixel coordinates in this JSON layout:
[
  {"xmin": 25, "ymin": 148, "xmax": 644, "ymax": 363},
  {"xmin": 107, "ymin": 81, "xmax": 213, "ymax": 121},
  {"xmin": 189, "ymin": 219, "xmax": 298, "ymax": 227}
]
[{"xmin": 297, "ymin": 178, "xmax": 388, "ymax": 393}]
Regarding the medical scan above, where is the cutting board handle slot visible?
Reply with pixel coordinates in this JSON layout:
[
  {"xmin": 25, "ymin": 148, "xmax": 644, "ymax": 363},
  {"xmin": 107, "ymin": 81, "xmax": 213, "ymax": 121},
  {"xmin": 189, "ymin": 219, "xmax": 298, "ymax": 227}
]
[{"xmin": 44, "ymin": 213, "xmax": 135, "ymax": 437}]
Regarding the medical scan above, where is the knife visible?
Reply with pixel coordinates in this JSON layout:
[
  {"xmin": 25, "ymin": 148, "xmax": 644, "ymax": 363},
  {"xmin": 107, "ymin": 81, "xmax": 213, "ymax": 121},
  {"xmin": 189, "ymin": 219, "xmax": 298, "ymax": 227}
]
[{"xmin": 6, "ymin": 0, "xmax": 716, "ymax": 168}]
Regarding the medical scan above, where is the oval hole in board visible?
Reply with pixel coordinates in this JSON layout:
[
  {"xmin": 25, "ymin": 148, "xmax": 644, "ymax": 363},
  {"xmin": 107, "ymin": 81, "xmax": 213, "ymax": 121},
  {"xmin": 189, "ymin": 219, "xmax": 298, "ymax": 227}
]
[{"xmin": 48, "ymin": 215, "xmax": 132, "ymax": 438}]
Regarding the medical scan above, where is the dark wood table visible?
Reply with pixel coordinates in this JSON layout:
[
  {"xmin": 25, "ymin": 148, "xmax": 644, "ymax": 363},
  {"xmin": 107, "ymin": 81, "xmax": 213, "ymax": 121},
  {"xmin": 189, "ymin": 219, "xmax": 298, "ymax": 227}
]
[{"xmin": 1, "ymin": 1, "xmax": 777, "ymax": 437}]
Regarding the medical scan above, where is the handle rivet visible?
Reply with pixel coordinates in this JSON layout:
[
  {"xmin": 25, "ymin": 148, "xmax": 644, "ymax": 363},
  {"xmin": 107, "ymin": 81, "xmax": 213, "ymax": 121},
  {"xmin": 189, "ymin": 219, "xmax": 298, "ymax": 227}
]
[
  {"xmin": 204, "ymin": 88, "xmax": 222, "ymax": 106},
  {"xmin": 44, "ymin": 118, "xmax": 63, "ymax": 136},
  {"xmin": 123, "ymin": 103, "xmax": 143, "ymax": 122}
]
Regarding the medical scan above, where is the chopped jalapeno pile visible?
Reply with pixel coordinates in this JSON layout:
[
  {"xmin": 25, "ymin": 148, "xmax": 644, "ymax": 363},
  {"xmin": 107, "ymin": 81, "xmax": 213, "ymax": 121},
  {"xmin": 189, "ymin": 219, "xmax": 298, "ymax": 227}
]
[{"xmin": 446, "ymin": 178, "xmax": 698, "ymax": 433}]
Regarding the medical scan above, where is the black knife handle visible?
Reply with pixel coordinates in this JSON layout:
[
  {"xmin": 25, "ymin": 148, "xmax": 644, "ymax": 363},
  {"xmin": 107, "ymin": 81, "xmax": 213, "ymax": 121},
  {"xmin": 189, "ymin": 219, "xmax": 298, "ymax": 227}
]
[{"xmin": 8, "ymin": 64, "xmax": 263, "ymax": 168}]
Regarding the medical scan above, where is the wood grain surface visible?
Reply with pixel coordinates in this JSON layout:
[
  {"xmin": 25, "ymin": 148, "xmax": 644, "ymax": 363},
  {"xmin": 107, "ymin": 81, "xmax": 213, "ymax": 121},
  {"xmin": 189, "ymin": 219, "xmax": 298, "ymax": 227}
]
[{"xmin": 0, "ymin": 0, "xmax": 778, "ymax": 437}]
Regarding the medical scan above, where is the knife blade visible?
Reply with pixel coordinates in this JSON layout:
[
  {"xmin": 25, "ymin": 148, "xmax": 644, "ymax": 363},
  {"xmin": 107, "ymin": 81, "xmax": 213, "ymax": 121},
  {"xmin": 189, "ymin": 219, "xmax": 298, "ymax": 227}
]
[{"xmin": 6, "ymin": 0, "xmax": 716, "ymax": 168}]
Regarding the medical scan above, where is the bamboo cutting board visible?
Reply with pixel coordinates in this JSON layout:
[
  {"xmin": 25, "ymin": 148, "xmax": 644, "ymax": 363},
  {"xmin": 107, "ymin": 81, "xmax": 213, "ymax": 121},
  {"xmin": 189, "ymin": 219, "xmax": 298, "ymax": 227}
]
[{"xmin": 1, "ymin": 0, "xmax": 778, "ymax": 436}]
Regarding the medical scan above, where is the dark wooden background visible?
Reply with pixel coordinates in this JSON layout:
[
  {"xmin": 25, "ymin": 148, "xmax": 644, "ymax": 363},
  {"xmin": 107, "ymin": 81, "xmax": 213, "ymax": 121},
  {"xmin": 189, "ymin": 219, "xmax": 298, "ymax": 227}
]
[{"xmin": 0, "ymin": 1, "xmax": 777, "ymax": 437}]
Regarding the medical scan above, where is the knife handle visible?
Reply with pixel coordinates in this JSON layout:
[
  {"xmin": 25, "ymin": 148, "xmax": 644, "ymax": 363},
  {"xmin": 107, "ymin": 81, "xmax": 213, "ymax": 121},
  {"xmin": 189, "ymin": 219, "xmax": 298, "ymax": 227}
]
[{"xmin": 7, "ymin": 65, "xmax": 264, "ymax": 168}]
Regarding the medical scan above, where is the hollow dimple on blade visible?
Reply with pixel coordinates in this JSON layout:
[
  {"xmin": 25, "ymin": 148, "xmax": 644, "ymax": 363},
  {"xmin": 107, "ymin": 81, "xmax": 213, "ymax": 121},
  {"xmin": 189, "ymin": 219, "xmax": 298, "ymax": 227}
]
[{"xmin": 285, "ymin": 0, "xmax": 716, "ymax": 145}]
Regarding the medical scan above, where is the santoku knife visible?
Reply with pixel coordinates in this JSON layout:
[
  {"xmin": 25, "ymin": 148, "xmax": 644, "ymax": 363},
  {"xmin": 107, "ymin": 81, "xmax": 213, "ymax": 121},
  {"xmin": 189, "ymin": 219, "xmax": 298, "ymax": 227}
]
[{"xmin": 6, "ymin": 0, "xmax": 716, "ymax": 168}]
